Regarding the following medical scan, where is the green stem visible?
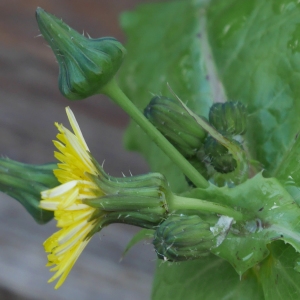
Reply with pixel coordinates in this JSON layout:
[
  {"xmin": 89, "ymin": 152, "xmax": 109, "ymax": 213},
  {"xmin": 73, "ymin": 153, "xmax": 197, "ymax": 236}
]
[
  {"xmin": 170, "ymin": 195, "xmax": 245, "ymax": 221},
  {"xmin": 101, "ymin": 78, "xmax": 209, "ymax": 189}
]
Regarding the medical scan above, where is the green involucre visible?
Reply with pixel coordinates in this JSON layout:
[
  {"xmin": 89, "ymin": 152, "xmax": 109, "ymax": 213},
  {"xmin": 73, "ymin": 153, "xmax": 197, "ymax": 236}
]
[{"xmin": 36, "ymin": 7, "xmax": 126, "ymax": 100}]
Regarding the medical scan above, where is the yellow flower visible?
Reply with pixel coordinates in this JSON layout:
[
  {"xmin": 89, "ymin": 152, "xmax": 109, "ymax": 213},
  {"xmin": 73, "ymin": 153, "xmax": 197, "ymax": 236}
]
[{"xmin": 40, "ymin": 107, "xmax": 102, "ymax": 289}]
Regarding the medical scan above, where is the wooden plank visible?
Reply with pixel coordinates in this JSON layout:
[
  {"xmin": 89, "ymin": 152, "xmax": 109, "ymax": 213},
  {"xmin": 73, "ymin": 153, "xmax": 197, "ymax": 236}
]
[{"xmin": 0, "ymin": 1, "xmax": 157, "ymax": 299}]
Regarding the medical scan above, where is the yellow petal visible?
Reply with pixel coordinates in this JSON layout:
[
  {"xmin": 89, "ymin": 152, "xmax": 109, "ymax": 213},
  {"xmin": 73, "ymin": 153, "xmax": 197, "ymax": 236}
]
[{"xmin": 41, "ymin": 107, "xmax": 102, "ymax": 288}]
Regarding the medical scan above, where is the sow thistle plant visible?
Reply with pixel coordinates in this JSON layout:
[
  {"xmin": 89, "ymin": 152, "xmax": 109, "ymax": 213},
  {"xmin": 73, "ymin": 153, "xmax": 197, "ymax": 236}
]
[{"xmin": 2, "ymin": 1, "xmax": 300, "ymax": 299}]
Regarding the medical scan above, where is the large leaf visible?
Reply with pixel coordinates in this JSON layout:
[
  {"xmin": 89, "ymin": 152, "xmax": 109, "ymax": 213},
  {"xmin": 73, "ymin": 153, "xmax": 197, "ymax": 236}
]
[
  {"xmin": 152, "ymin": 255, "xmax": 264, "ymax": 300},
  {"xmin": 119, "ymin": 0, "xmax": 215, "ymax": 193},
  {"xmin": 207, "ymin": 0, "xmax": 300, "ymax": 174},
  {"xmin": 260, "ymin": 241, "xmax": 300, "ymax": 299},
  {"xmin": 184, "ymin": 174, "xmax": 300, "ymax": 275},
  {"xmin": 152, "ymin": 241, "xmax": 300, "ymax": 300},
  {"xmin": 273, "ymin": 133, "xmax": 300, "ymax": 186},
  {"xmin": 119, "ymin": 0, "xmax": 300, "ymax": 299}
]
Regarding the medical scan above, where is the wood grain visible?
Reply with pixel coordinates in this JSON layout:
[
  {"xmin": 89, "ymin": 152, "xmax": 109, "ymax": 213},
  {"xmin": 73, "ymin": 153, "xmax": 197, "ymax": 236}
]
[{"xmin": 0, "ymin": 1, "xmax": 157, "ymax": 299}]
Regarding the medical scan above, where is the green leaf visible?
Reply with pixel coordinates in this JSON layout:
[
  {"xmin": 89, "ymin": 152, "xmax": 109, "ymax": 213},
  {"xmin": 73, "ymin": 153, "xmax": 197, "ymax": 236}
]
[
  {"xmin": 207, "ymin": 0, "xmax": 300, "ymax": 174},
  {"xmin": 119, "ymin": 0, "xmax": 300, "ymax": 298},
  {"xmin": 119, "ymin": 0, "xmax": 215, "ymax": 192},
  {"xmin": 152, "ymin": 255, "xmax": 264, "ymax": 300},
  {"xmin": 272, "ymin": 134, "xmax": 300, "ymax": 186},
  {"xmin": 260, "ymin": 241, "xmax": 300, "ymax": 299},
  {"xmin": 153, "ymin": 242, "xmax": 300, "ymax": 300},
  {"xmin": 185, "ymin": 173, "xmax": 300, "ymax": 275}
]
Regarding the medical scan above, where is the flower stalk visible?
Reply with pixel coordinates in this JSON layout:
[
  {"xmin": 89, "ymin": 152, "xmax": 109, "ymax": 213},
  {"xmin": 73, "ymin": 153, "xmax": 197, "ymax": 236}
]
[
  {"xmin": 169, "ymin": 194, "xmax": 245, "ymax": 221},
  {"xmin": 101, "ymin": 78, "xmax": 209, "ymax": 189}
]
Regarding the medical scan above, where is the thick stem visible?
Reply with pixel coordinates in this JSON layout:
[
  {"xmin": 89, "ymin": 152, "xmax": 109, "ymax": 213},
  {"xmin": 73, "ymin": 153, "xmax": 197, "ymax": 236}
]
[
  {"xmin": 101, "ymin": 78, "xmax": 209, "ymax": 189},
  {"xmin": 170, "ymin": 195, "xmax": 245, "ymax": 221}
]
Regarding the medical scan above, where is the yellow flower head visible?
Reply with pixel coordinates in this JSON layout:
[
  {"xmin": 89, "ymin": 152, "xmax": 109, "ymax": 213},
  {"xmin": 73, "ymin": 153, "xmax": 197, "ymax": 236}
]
[{"xmin": 40, "ymin": 107, "xmax": 103, "ymax": 289}]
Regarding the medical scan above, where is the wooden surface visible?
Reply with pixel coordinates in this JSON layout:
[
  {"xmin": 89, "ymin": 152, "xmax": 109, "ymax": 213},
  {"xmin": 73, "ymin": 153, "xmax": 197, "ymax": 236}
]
[{"xmin": 0, "ymin": 1, "xmax": 158, "ymax": 299}]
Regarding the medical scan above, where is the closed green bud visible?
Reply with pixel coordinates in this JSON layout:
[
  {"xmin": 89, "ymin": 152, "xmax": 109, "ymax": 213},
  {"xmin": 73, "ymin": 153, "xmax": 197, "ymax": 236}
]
[
  {"xmin": 209, "ymin": 101, "xmax": 247, "ymax": 135},
  {"xmin": 0, "ymin": 158, "xmax": 58, "ymax": 223},
  {"xmin": 204, "ymin": 136, "xmax": 238, "ymax": 173},
  {"xmin": 144, "ymin": 96, "xmax": 206, "ymax": 157},
  {"xmin": 153, "ymin": 215, "xmax": 216, "ymax": 261},
  {"xmin": 36, "ymin": 7, "xmax": 126, "ymax": 100}
]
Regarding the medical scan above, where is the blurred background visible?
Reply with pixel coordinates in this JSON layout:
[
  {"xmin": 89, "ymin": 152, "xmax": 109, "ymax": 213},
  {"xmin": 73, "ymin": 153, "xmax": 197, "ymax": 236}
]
[{"xmin": 0, "ymin": 1, "xmax": 157, "ymax": 299}]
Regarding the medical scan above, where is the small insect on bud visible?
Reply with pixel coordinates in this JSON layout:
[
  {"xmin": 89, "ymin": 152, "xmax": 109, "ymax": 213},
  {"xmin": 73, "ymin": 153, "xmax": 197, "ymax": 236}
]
[
  {"xmin": 209, "ymin": 102, "xmax": 247, "ymax": 135},
  {"xmin": 144, "ymin": 96, "xmax": 206, "ymax": 157},
  {"xmin": 36, "ymin": 7, "xmax": 126, "ymax": 100},
  {"xmin": 204, "ymin": 136, "xmax": 239, "ymax": 173},
  {"xmin": 153, "ymin": 215, "xmax": 216, "ymax": 261}
]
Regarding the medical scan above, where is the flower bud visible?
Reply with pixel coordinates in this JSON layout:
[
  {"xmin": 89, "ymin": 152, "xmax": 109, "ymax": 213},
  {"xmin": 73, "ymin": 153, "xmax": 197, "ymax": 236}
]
[
  {"xmin": 209, "ymin": 102, "xmax": 247, "ymax": 135},
  {"xmin": 36, "ymin": 7, "xmax": 126, "ymax": 100},
  {"xmin": 153, "ymin": 215, "xmax": 216, "ymax": 261},
  {"xmin": 144, "ymin": 96, "xmax": 206, "ymax": 157},
  {"xmin": 204, "ymin": 135, "xmax": 241, "ymax": 173},
  {"xmin": 0, "ymin": 158, "xmax": 58, "ymax": 223}
]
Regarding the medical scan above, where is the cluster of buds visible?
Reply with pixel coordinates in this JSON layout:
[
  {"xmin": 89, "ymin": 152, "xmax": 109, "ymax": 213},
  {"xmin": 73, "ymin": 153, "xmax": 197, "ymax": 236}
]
[{"xmin": 145, "ymin": 95, "xmax": 248, "ymax": 179}]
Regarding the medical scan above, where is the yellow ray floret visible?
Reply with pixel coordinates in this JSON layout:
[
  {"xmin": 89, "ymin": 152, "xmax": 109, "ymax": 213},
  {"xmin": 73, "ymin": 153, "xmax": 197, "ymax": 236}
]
[{"xmin": 40, "ymin": 107, "xmax": 101, "ymax": 289}]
